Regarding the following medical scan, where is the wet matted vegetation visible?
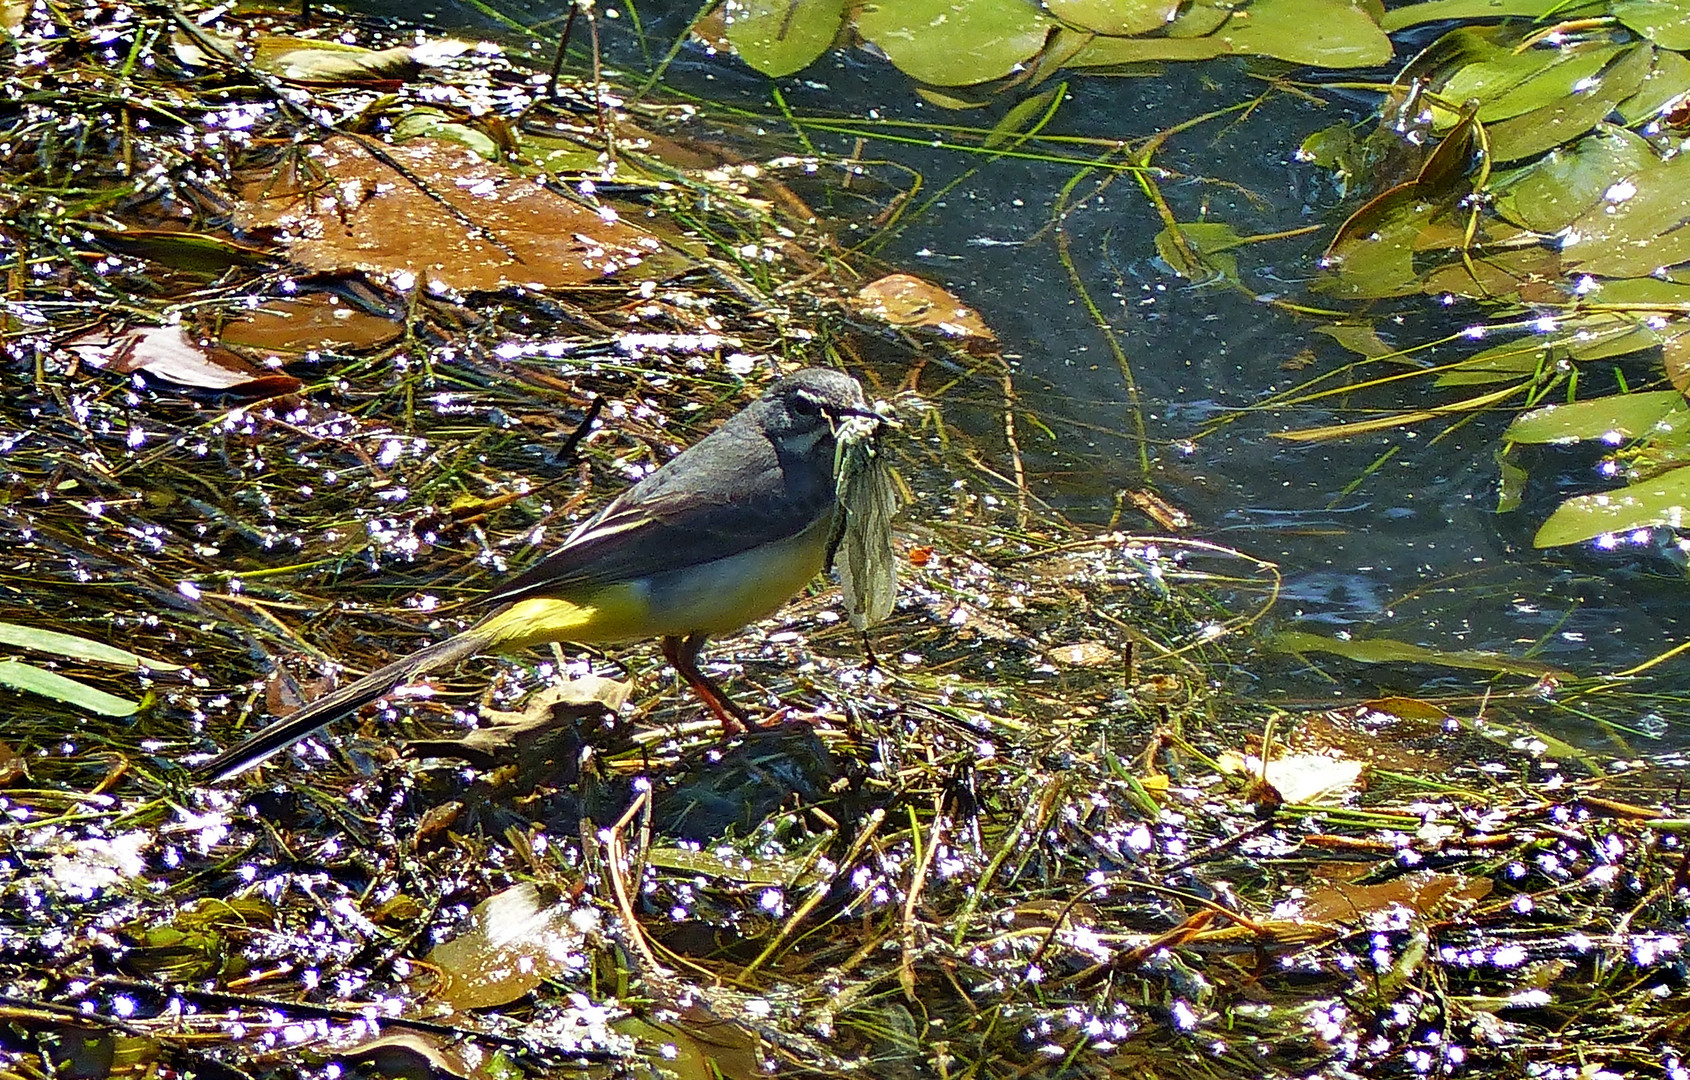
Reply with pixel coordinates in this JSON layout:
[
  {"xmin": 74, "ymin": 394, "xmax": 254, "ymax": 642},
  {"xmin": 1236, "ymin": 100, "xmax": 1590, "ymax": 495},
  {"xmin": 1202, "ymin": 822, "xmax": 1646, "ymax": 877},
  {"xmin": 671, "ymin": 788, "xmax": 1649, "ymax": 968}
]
[{"xmin": 6, "ymin": 3, "xmax": 1690, "ymax": 1079}]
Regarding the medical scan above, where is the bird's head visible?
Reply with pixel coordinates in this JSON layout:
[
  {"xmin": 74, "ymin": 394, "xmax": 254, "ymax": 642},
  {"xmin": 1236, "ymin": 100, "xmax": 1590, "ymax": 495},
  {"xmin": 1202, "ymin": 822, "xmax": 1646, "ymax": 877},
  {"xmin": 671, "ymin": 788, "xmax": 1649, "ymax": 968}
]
[{"xmin": 761, "ymin": 368, "xmax": 875, "ymax": 441}]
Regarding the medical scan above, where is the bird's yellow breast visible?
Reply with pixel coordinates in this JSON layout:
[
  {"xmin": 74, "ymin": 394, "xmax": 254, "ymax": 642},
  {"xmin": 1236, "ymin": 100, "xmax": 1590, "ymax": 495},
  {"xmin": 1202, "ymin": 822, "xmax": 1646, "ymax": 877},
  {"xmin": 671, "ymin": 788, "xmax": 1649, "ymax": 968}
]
[{"xmin": 474, "ymin": 516, "xmax": 833, "ymax": 652}]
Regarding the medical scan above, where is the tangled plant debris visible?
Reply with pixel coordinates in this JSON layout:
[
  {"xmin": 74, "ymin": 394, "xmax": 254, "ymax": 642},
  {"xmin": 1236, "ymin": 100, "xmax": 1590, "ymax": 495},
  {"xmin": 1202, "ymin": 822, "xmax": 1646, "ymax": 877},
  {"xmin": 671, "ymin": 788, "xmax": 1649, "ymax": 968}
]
[{"xmin": 3, "ymin": 3, "xmax": 1690, "ymax": 1080}]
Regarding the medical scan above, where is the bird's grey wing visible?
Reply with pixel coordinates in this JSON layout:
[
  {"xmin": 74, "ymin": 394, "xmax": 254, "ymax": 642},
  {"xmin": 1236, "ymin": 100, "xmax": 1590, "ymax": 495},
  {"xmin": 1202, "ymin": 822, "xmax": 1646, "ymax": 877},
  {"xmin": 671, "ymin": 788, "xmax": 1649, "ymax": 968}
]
[{"xmin": 476, "ymin": 433, "xmax": 833, "ymax": 608}]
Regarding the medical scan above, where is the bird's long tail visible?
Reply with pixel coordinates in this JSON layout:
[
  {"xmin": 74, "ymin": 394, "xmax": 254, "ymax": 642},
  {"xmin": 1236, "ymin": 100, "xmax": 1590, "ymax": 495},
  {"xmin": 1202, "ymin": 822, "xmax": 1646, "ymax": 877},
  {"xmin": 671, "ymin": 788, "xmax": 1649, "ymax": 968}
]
[{"xmin": 197, "ymin": 630, "xmax": 492, "ymax": 783}]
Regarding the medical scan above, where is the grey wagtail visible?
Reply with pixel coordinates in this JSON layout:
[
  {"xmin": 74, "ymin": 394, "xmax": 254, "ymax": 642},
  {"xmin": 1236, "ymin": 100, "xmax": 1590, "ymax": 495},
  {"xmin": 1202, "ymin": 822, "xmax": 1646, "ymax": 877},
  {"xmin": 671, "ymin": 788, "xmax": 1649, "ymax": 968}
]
[{"xmin": 199, "ymin": 367, "xmax": 877, "ymax": 782}]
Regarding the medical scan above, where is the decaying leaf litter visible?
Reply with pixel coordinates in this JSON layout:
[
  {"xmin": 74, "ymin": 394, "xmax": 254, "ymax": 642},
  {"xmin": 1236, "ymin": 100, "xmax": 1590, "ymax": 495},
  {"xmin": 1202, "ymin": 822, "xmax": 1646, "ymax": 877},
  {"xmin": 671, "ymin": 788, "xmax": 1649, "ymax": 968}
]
[{"xmin": 5, "ymin": 3, "xmax": 1690, "ymax": 1079}]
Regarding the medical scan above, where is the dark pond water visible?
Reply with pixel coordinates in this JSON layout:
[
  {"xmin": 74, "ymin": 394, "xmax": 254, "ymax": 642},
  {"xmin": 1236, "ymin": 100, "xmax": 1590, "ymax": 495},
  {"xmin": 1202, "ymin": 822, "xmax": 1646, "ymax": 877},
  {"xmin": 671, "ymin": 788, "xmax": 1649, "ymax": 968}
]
[{"xmin": 350, "ymin": 0, "xmax": 1690, "ymax": 751}]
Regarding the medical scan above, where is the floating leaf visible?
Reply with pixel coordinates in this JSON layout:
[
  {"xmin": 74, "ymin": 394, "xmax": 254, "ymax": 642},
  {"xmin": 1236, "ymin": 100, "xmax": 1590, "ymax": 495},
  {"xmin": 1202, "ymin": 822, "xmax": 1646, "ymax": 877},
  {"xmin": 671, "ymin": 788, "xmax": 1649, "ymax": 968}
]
[
  {"xmin": 426, "ymin": 883, "xmax": 594, "ymax": 1010},
  {"xmin": 1587, "ymin": 276, "xmax": 1690, "ymax": 307},
  {"xmin": 0, "ymin": 659, "xmax": 140, "ymax": 716},
  {"xmin": 1165, "ymin": 0, "xmax": 1234, "ymax": 37},
  {"xmin": 251, "ymin": 36, "xmax": 422, "ymax": 83},
  {"xmin": 852, "ymin": 273, "xmax": 996, "ymax": 339},
  {"xmin": 915, "ymin": 86, "xmax": 995, "ymax": 109},
  {"xmin": 1613, "ymin": 0, "xmax": 1690, "ymax": 52},
  {"xmin": 388, "ymin": 108, "xmax": 501, "ymax": 160},
  {"xmin": 1484, "ymin": 44, "xmax": 1652, "ymax": 163},
  {"xmin": 0, "ymin": 621, "xmax": 185, "ymax": 673},
  {"xmin": 1440, "ymin": 41, "xmax": 1625, "ymax": 127},
  {"xmin": 1214, "ymin": 0, "xmax": 1392, "ymax": 68},
  {"xmin": 726, "ymin": 0, "xmax": 846, "ymax": 77},
  {"xmin": 1414, "ymin": 105, "xmax": 1480, "ymax": 196},
  {"xmin": 1505, "ymin": 389, "xmax": 1687, "ymax": 444},
  {"xmin": 91, "ymin": 227, "xmax": 273, "ymax": 274},
  {"xmin": 1043, "ymin": 0, "xmax": 1178, "ymax": 36},
  {"xmin": 1563, "ymin": 152, "xmax": 1690, "ymax": 278},
  {"xmin": 1316, "ymin": 322, "xmax": 1396, "ymax": 358},
  {"xmin": 1072, "ymin": 0, "xmax": 1388, "ymax": 68},
  {"xmin": 1269, "ymin": 630, "xmax": 1566, "ymax": 678},
  {"xmin": 1154, "ymin": 221, "xmax": 1244, "ymax": 282},
  {"xmin": 854, "ymin": 0, "xmax": 1053, "ymax": 87},
  {"xmin": 1421, "ymin": 244, "xmax": 1563, "ymax": 302},
  {"xmin": 1298, "ymin": 122, "xmax": 1359, "ymax": 172},
  {"xmin": 1066, "ymin": 34, "xmax": 1229, "ymax": 66},
  {"xmin": 1277, "ymin": 871, "xmax": 1492, "ymax": 924},
  {"xmin": 1318, "ymin": 183, "xmax": 1438, "ymax": 298},
  {"xmin": 1436, "ymin": 335, "xmax": 1551, "ymax": 387},
  {"xmin": 217, "ymin": 295, "xmax": 404, "ymax": 354},
  {"xmin": 1492, "ymin": 126, "xmax": 1656, "ymax": 234},
  {"xmin": 236, "ymin": 136, "xmax": 684, "ymax": 293},
  {"xmin": 1216, "ymin": 750, "xmax": 1364, "ymax": 806},
  {"xmin": 645, "ymin": 845, "xmax": 823, "ymax": 886},
  {"xmin": 1381, "ymin": 0, "xmax": 1603, "ymax": 32},
  {"xmin": 64, "ymin": 326, "xmax": 302, "ymax": 397},
  {"xmin": 1534, "ymin": 464, "xmax": 1690, "ymax": 547},
  {"xmin": 1666, "ymin": 332, "xmax": 1690, "ymax": 394},
  {"xmin": 1617, "ymin": 48, "xmax": 1690, "ymax": 125},
  {"xmin": 335, "ymin": 1034, "xmax": 478, "ymax": 1080}
]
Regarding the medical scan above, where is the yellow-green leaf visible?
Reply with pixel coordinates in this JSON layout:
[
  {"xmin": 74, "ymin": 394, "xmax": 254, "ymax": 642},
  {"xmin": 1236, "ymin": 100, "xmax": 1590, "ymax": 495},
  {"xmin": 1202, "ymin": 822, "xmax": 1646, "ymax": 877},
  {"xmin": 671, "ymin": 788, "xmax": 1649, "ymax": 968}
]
[
  {"xmin": 0, "ymin": 659, "xmax": 141, "ymax": 716},
  {"xmin": 855, "ymin": 0, "xmax": 1053, "ymax": 87},
  {"xmin": 1535, "ymin": 464, "xmax": 1690, "ymax": 547},
  {"xmin": 726, "ymin": 0, "xmax": 846, "ymax": 77},
  {"xmin": 0, "ymin": 621, "xmax": 185, "ymax": 672}
]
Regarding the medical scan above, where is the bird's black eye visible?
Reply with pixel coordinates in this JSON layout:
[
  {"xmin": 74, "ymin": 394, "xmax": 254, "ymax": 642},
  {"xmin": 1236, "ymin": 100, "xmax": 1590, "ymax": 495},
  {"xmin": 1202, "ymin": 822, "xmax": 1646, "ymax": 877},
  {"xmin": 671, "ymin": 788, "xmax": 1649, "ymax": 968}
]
[{"xmin": 791, "ymin": 393, "xmax": 824, "ymax": 416}]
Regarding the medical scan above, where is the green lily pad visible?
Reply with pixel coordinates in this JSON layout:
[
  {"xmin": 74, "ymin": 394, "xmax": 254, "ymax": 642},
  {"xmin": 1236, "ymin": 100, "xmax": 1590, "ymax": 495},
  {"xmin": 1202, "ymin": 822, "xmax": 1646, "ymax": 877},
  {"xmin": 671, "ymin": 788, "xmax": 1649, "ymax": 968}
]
[
  {"xmin": 1492, "ymin": 125, "xmax": 1656, "ymax": 234},
  {"xmin": 726, "ymin": 0, "xmax": 845, "ymax": 77},
  {"xmin": 855, "ymin": 0, "xmax": 1053, "ymax": 87},
  {"xmin": 1067, "ymin": 33, "xmax": 1229, "ymax": 66},
  {"xmin": 1617, "ymin": 48, "xmax": 1690, "ymax": 125},
  {"xmin": 1437, "ymin": 335, "xmax": 1553, "ymax": 387},
  {"xmin": 0, "ymin": 659, "xmax": 141, "ymax": 716},
  {"xmin": 1044, "ymin": 0, "xmax": 1178, "ymax": 36},
  {"xmin": 1563, "ymin": 316, "xmax": 1672, "ymax": 361},
  {"xmin": 1614, "ymin": 0, "xmax": 1690, "ymax": 52},
  {"xmin": 1440, "ymin": 41, "xmax": 1623, "ymax": 127},
  {"xmin": 1564, "ymin": 152, "xmax": 1690, "ymax": 278},
  {"xmin": 1318, "ymin": 183, "xmax": 1440, "ymax": 298},
  {"xmin": 1507, "ymin": 388, "xmax": 1686, "ymax": 444},
  {"xmin": 1586, "ymin": 276, "xmax": 1690, "ymax": 307},
  {"xmin": 1165, "ymin": 0, "xmax": 1234, "ymax": 37},
  {"xmin": 515, "ymin": 132, "xmax": 608, "ymax": 176},
  {"xmin": 1484, "ymin": 44, "xmax": 1652, "ymax": 163},
  {"xmin": 1214, "ymin": 0, "xmax": 1392, "ymax": 68},
  {"xmin": 1421, "ymin": 244, "xmax": 1563, "ymax": 302},
  {"xmin": 1298, "ymin": 122, "xmax": 1358, "ymax": 171},
  {"xmin": 1534, "ymin": 462, "xmax": 1690, "ymax": 547},
  {"xmin": 1440, "ymin": 316, "xmax": 1672, "ymax": 386},
  {"xmin": 1380, "ymin": 0, "xmax": 1604, "ymax": 32}
]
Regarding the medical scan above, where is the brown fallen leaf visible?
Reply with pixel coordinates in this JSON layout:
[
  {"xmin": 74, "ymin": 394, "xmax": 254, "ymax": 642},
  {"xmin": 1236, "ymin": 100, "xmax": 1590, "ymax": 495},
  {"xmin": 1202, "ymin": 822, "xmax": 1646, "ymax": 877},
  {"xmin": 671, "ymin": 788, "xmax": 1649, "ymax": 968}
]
[
  {"xmin": 1277, "ymin": 870, "xmax": 1492, "ymax": 926},
  {"xmin": 218, "ymin": 294, "xmax": 404, "ymax": 354},
  {"xmin": 853, "ymin": 273, "xmax": 996, "ymax": 341},
  {"xmin": 236, "ymin": 135, "xmax": 687, "ymax": 293},
  {"xmin": 63, "ymin": 325, "xmax": 302, "ymax": 398}
]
